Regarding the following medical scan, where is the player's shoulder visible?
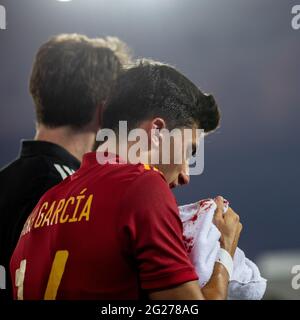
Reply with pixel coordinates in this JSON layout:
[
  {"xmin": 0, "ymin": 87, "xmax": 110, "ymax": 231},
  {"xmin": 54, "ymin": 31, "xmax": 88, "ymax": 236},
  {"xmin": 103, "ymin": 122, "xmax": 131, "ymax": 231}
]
[
  {"xmin": 120, "ymin": 163, "xmax": 171, "ymax": 197},
  {"xmin": 87, "ymin": 154, "xmax": 165, "ymax": 182},
  {"xmin": 118, "ymin": 164, "xmax": 177, "ymax": 216},
  {"xmin": 118, "ymin": 162, "xmax": 166, "ymax": 185},
  {"xmin": 87, "ymin": 161, "xmax": 168, "ymax": 195},
  {"xmin": 0, "ymin": 153, "xmax": 56, "ymax": 179},
  {"xmin": 0, "ymin": 156, "xmax": 49, "ymax": 194},
  {"xmin": 135, "ymin": 163, "xmax": 165, "ymax": 178}
]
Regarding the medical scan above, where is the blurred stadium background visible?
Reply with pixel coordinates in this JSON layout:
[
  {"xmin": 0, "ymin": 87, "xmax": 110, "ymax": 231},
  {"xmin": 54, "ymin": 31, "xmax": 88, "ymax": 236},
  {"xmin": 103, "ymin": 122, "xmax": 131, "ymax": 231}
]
[{"xmin": 0, "ymin": 0, "xmax": 299, "ymax": 299}]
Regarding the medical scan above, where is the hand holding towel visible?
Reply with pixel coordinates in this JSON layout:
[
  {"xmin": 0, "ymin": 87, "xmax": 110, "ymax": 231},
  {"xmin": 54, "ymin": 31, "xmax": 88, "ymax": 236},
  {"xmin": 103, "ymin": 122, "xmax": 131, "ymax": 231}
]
[{"xmin": 179, "ymin": 199, "xmax": 267, "ymax": 300}]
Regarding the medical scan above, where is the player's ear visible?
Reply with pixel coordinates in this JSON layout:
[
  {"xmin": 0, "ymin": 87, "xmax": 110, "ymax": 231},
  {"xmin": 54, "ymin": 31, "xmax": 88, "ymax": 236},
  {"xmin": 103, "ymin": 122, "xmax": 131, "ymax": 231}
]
[
  {"xmin": 151, "ymin": 118, "xmax": 166, "ymax": 131},
  {"xmin": 150, "ymin": 118, "xmax": 166, "ymax": 146}
]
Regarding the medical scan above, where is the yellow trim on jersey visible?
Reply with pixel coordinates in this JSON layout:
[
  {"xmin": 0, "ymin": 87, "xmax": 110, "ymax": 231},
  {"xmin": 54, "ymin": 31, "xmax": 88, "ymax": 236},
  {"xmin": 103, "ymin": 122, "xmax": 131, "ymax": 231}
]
[
  {"xmin": 143, "ymin": 164, "xmax": 164, "ymax": 176},
  {"xmin": 44, "ymin": 250, "xmax": 69, "ymax": 300}
]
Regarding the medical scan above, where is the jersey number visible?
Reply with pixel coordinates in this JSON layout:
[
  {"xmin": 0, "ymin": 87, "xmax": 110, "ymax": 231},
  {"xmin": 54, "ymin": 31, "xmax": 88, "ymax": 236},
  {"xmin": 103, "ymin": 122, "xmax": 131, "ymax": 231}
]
[{"xmin": 15, "ymin": 250, "xmax": 69, "ymax": 300}]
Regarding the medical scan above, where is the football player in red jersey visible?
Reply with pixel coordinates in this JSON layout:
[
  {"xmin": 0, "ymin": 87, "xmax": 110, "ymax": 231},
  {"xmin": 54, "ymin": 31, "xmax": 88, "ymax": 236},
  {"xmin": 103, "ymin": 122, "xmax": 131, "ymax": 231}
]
[{"xmin": 10, "ymin": 60, "xmax": 242, "ymax": 300}]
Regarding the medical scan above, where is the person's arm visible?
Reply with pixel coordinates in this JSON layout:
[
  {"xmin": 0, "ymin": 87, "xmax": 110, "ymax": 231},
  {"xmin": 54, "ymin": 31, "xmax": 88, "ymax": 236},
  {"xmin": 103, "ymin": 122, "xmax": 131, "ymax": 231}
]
[
  {"xmin": 149, "ymin": 280, "xmax": 204, "ymax": 300},
  {"xmin": 201, "ymin": 263, "xmax": 230, "ymax": 300},
  {"xmin": 148, "ymin": 196, "xmax": 242, "ymax": 300}
]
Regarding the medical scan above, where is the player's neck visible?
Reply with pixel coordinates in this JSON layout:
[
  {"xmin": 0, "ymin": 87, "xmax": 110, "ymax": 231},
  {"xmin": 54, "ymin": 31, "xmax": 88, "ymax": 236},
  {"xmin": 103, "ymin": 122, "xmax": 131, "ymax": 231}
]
[{"xmin": 34, "ymin": 124, "xmax": 97, "ymax": 162}]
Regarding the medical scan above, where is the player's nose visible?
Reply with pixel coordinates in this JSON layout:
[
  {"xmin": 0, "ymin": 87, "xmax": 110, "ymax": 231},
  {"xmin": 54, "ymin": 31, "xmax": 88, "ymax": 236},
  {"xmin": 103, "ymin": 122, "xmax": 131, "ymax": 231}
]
[{"xmin": 178, "ymin": 172, "xmax": 190, "ymax": 185}]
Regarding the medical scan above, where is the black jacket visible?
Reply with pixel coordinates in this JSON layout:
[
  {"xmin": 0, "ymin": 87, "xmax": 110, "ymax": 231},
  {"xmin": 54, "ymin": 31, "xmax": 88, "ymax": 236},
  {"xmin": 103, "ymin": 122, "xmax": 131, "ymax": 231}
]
[{"xmin": 0, "ymin": 140, "xmax": 80, "ymax": 300}]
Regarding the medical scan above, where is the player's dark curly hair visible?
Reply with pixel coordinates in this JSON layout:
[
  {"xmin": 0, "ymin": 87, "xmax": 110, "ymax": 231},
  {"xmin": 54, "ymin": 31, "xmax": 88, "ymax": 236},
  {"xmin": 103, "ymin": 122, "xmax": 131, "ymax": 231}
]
[{"xmin": 102, "ymin": 59, "xmax": 220, "ymax": 132}]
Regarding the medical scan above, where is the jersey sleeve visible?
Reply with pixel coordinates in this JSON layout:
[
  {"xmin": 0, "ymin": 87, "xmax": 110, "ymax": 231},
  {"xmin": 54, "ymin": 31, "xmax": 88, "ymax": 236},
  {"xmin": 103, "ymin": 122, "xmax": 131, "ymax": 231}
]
[{"xmin": 118, "ymin": 170, "xmax": 198, "ymax": 291}]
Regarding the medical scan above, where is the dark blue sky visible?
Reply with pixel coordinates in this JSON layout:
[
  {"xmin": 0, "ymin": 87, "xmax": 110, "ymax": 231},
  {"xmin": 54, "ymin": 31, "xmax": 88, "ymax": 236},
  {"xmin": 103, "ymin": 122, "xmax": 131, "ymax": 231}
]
[{"xmin": 0, "ymin": 0, "xmax": 299, "ymax": 260}]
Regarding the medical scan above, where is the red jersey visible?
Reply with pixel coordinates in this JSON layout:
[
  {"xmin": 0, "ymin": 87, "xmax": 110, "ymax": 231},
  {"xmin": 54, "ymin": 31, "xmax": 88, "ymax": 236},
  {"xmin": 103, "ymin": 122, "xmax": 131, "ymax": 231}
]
[{"xmin": 10, "ymin": 152, "xmax": 198, "ymax": 300}]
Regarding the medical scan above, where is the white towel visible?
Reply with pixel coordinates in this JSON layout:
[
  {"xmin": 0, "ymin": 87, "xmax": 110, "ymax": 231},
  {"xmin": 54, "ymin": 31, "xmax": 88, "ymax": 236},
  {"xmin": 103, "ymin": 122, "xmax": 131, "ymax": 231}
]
[{"xmin": 179, "ymin": 198, "xmax": 267, "ymax": 300}]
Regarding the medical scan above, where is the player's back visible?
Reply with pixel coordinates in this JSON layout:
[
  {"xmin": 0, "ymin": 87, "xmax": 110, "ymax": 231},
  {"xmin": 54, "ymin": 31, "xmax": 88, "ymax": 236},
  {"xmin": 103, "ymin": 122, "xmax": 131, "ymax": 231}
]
[{"xmin": 10, "ymin": 152, "xmax": 155, "ymax": 300}]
